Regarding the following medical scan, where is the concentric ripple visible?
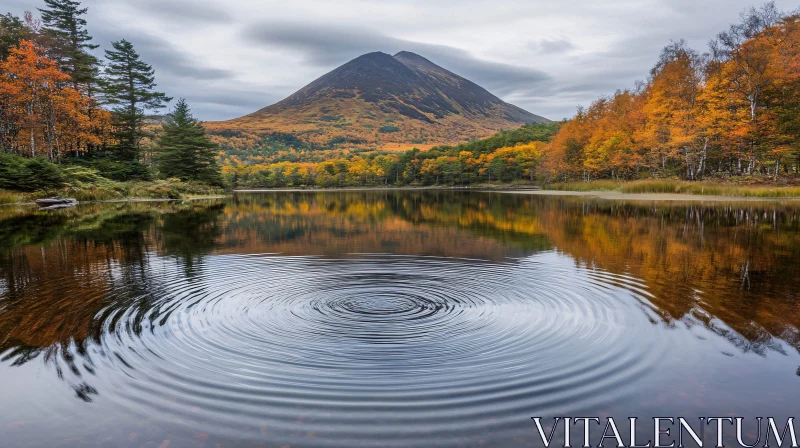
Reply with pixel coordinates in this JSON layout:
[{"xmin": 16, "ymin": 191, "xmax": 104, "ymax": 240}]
[{"xmin": 77, "ymin": 252, "xmax": 665, "ymax": 446}]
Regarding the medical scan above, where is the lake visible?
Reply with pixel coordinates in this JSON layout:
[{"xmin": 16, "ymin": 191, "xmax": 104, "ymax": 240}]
[{"xmin": 0, "ymin": 191, "xmax": 798, "ymax": 448}]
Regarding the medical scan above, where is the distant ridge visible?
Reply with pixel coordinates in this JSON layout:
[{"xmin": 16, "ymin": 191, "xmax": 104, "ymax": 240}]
[{"xmin": 208, "ymin": 51, "xmax": 549, "ymax": 149}]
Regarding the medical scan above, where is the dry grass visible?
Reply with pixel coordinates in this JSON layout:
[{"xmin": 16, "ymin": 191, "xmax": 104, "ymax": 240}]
[
  {"xmin": 543, "ymin": 180, "xmax": 622, "ymax": 192},
  {"xmin": 0, "ymin": 190, "xmax": 28, "ymax": 204},
  {"xmin": 1, "ymin": 181, "xmax": 225, "ymax": 205},
  {"xmin": 124, "ymin": 180, "xmax": 225, "ymax": 199},
  {"xmin": 544, "ymin": 179, "xmax": 800, "ymax": 198}
]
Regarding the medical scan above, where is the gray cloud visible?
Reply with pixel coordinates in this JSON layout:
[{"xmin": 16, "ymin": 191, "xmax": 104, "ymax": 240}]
[
  {"xmin": 245, "ymin": 23, "xmax": 381, "ymax": 66},
  {"xmin": 164, "ymin": 84, "xmax": 279, "ymax": 121},
  {"xmin": 84, "ymin": 26, "xmax": 243, "ymax": 119},
  {"xmin": 528, "ymin": 38, "xmax": 577, "ymax": 54},
  {"xmin": 2, "ymin": 0, "xmax": 31, "ymax": 10},
  {"xmin": 188, "ymin": 88, "xmax": 279, "ymax": 113},
  {"xmin": 6, "ymin": 0, "xmax": 799, "ymax": 121},
  {"xmin": 243, "ymin": 22, "xmax": 551, "ymax": 99},
  {"xmin": 106, "ymin": 0, "xmax": 233, "ymax": 24},
  {"xmin": 93, "ymin": 27, "xmax": 235, "ymax": 81}
]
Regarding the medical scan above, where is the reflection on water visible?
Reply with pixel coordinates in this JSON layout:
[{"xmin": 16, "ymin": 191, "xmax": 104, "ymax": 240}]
[{"xmin": 0, "ymin": 191, "xmax": 798, "ymax": 447}]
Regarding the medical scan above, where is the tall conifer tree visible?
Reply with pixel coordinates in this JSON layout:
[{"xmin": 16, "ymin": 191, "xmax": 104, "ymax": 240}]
[
  {"xmin": 101, "ymin": 39, "xmax": 170, "ymax": 161},
  {"xmin": 156, "ymin": 99, "xmax": 223, "ymax": 186},
  {"xmin": 37, "ymin": 0, "xmax": 99, "ymax": 90},
  {"xmin": 0, "ymin": 13, "xmax": 31, "ymax": 60}
]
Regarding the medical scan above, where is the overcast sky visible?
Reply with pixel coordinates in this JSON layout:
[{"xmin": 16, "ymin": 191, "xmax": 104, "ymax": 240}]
[{"xmin": 6, "ymin": 0, "xmax": 797, "ymax": 121}]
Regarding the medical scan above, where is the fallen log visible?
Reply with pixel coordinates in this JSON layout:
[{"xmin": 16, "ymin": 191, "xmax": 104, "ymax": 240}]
[{"xmin": 36, "ymin": 197, "xmax": 78, "ymax": 206}]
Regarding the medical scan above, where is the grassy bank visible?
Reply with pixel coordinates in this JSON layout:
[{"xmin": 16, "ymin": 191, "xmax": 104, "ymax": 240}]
[
  {"xmin": 1, "ymin": 154, "xmax": 226, "ymax": 204},
  {"xmin": 10, "ymin": 178, "xmax": 800, "ymax": 204},
  {"xmin": 1, "ymin": 180, "xmax": 226, "ymax": 205},
  {"xmin": 543, "ymin": 179, "xmax": 800, "ymax": 198}
]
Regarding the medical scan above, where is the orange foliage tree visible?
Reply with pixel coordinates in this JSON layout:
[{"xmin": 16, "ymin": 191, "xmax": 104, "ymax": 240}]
[
  {"xmin": 0, "ymin": 40, "xmax": 107, "ymax": 158},
  {"xmin": 643, "ymin": 41, "xmax": 707, "ymax": 179},
  {"xmin": 541, "ymin": 3, "xmax": 800, "ymax": 182}
]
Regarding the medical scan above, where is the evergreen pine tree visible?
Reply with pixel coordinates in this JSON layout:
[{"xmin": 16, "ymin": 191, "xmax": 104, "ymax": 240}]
[
  {"xmin": 156, "ymin": 99, "xmax": 223, "ymax": 186},
  {"xmin": 0, "ymin": 13, "xmax": 31, "ymax": 60},
  {"xmin": 37, "ymin": 0, "xmax": 99, "ymax": 90},
  {"xmin": 101, "ymin": 39, "xmax": 170, "ymax": 161}
]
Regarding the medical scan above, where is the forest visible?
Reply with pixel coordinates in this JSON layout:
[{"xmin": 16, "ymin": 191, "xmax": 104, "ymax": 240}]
[
  {"xmin": 223, "ymin": 3, "xmax": 800, "ymax": 190},
  {"xmin": 221, "ymin": 123, "xmax": 558, "ymax": 188},
  {"xmin": 543, "ymin": 3, "xmax": 799, "ymax": 183},
  {"xmin": 1, "ymin": 1, "xmax": 799, "ymax": 196},
  {"xmin": 0, "ymin": 0, "xmax": 223, "ymax": 201}
]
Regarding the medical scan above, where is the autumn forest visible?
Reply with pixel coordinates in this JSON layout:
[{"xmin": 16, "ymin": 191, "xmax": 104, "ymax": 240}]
[
  {"xmin": 219, "ymin": 3, "xmax": 800, "ymax": 189},
  {"xmin": 0, "ymin": 0, "xmax": 222, "ymax": 200},
  {"xmin": 0, "ymin": 1, "xmax": 799, "ymax": 196}
]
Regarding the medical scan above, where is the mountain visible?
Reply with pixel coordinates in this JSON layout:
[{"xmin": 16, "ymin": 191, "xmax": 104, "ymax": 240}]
[{"xmin": 207, "ymin": 51, "xmax": 550, "ymax": 150}]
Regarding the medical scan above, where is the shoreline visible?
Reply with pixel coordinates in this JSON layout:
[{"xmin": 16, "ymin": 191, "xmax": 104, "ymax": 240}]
[
  {"xmin": 4, "ymin": 188, "xmax": 800, "ymax": 206},
  {"xmin": 0, "ymin": 195, "xmax": 228, "ymax": 207},
  {"xmin": 233, "ymin": 187, "xmax": 800, "ymax": 202},
  {"xmin": 232, "ymin": 187, "xmax": 537, "ymax": 193},
  {"xmin": 496, "ymin": 189, "xmax": 800, "ymax": 202}
]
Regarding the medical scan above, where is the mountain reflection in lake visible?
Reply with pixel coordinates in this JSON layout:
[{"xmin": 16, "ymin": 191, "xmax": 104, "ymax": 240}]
[{"xmin": 0, "ymin": 191, "xmax": 798, "ymax": 448}]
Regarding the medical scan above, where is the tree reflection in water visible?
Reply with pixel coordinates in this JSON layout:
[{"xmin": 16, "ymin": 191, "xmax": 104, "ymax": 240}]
[{"xmin": 0, "ymin": 192, "xmax": 798, "ymax": 405}]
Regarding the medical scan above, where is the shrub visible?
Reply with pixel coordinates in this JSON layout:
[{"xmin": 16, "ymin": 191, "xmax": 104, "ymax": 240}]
[
  {"xmin": 64, "ymin": 154, "xmax": 151, "ymax": 181},
  {"xmin": 379, "ymin": 125, "xmax": 400, "ymax": 133},
  {"xmin": 61, "ymin": 166, "xmax": 115, "ymax": 187},
  {"xmin": 0, "ymin": 154, "xmax": 64, "ymax": 191}
]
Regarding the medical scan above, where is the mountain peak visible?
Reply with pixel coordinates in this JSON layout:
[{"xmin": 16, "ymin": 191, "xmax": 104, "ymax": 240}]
[
  {"xmin": 393, "ymin": 51, "xmax": 427, "ymax": 61},
  {"xmin": 213, "ymin": 51, "xmax": 549, "ymax": 148},
  {"xmin": 350, "ymin": 51, "xmax": 395, "ymax": 63},
  {"xmin": 393, "ymin": 51, "xmax": 441, "ymax": 70}
]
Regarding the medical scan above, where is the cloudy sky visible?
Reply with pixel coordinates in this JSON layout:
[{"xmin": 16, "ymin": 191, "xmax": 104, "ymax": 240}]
[{"xmin": 6, "ymin": 0, "xmax": 797, "ymax": 121}]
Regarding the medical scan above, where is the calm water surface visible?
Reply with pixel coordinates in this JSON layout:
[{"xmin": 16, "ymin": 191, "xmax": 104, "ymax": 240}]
[{"xmin": 0, "ymin": 191, "xmax": 798, "ymax": 447}]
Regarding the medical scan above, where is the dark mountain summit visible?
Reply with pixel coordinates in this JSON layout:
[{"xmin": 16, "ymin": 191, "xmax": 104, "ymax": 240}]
[
  {"xmin": 392, "ymin": 51, "xmax": 539, "ymax": 123},
  {"xmin": 210, "ymin": 51, "xmax": 549, "ymax": 148}
]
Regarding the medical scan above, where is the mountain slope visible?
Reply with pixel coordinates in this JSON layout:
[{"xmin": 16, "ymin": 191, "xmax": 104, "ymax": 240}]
[{"xmin": 207, "ymin": 51, "xmax": 549, "ymax": 150}]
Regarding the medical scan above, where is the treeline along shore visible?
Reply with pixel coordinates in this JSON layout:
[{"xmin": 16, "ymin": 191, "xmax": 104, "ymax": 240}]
[{"xmin": 1, "ymin": 1, "xmax": 800, "ymax": 203}]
